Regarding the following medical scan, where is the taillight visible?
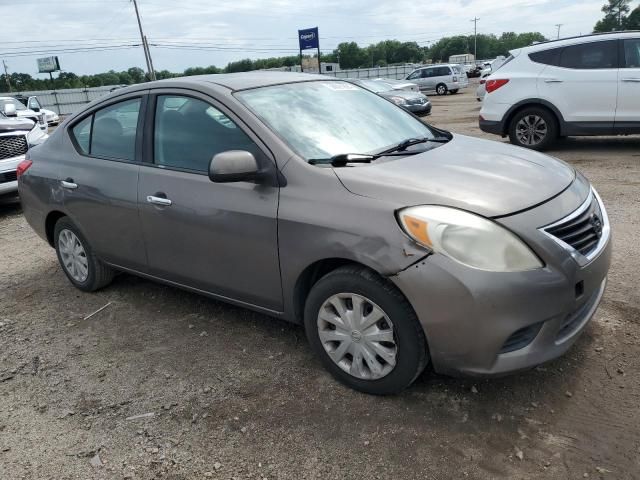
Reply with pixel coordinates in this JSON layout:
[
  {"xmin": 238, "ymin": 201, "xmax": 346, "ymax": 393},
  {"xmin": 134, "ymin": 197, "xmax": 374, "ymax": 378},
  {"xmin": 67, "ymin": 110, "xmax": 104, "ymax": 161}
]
[
  {"xmin": 16, "ymin": 159, "xmax": 33, "ymax": 178},
  {"xmin": 485, "ymin": 79, "xmax": 509, "ymax": 93}
]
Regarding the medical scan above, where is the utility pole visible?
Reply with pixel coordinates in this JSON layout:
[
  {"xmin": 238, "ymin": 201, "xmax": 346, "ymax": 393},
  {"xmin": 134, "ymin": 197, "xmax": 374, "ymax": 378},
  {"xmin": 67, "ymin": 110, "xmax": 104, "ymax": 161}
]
[
  {"xmin": 2, "ymin": 60, "xmax": 11, "ymax": 92},
  {"xmin": 131, "ymin": 0, "xmax": 156, "ymax": 81},
  {"xmin": 470, "ymin": 17, "xmax": 479, "ymax": 60},
  {"xmin": 555, "ymin": 24, "xmax": 563, "ymax": 39}
]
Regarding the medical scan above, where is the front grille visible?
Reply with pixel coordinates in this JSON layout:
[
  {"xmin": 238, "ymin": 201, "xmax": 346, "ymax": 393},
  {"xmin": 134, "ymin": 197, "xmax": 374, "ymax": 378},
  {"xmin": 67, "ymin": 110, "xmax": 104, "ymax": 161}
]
[
  {"xmin": 544, "ymin": 195, "xmax": 603, "ymax": 256},
  {"xmin": 0, "ymin": 171, "xmax": 17, "ymax": 184},
  {"xmin": 499, "ymin": 322, "xmax": 543, "ymax": 353},
  {"xmin": 0, "ymin": 135, "xmax": 28, "ymax": 160}
]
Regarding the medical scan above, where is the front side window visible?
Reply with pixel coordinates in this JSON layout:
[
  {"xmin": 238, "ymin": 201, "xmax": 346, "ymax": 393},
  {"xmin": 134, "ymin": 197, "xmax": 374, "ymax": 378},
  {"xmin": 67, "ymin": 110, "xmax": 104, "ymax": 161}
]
[
  {"xmin": 153, "ymin": 95, "xmax": 258, "ymax": 172},
  {"xmin": 236, "ymin": 81, "xmax": 436, "ymax": 161},
  {"xmin": 623, "ymin": 39, "xmax": 640, "ymax": 68},
  {"xmin": 28, "ymin": 97, "xmax": 41, "ymax": 110},
  {"xmin": 407, "ymin": 70, "xmax": 421, "ymax": 80},
  {"xmin": 559, "ymin": 40, "xmax": 618, "ymax": 69},
  {"xmin": 91, "ymin": 99, "xmax": 141, "ymax": 161}
]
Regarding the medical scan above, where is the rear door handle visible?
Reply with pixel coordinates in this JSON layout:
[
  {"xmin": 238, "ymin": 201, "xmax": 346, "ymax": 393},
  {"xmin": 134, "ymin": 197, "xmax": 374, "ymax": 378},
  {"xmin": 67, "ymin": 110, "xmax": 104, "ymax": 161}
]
[
  {"xmin": 544, "ymin": 79, "xmax": 564, "ymax": 83},
  {"xmin": 621, "ymin": 78, "xmax": 640, "ymax": 82},
  {"xmin": 146, "ymin": 195, "xmax": 172, "ymax": 206},
  {"xmin": 61, "ymin": 178, "xmax": 78, "ymax": 189}
]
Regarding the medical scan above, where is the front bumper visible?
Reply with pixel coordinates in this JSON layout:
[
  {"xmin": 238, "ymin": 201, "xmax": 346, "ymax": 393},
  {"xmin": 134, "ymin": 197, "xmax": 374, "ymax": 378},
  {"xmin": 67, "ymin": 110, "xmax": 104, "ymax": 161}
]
[
  {"xmin": 0, "ymin": 154, "xmax": 24, "ymax": 195},
  {"xmin": 390, "ymin": 186, "xmax": 611, "ymax": 377}
]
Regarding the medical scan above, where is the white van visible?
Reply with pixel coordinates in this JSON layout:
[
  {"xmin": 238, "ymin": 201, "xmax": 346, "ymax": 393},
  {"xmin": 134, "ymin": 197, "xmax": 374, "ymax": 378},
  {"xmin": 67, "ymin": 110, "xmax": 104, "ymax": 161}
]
[{"xmin": 405, "ymin": 64, "xmax": 469, "ymax": 95}]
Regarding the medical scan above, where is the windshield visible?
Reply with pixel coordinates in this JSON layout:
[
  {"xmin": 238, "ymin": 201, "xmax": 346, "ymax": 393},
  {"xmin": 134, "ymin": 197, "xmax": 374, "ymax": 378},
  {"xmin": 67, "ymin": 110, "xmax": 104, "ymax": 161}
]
[
  {"xmin": 0, "ymin": 98, "xmax": 26, "ymax": 110},
  {"xmin": 236, "ymin": 81, "xmax": 435, "ymax": 161}
]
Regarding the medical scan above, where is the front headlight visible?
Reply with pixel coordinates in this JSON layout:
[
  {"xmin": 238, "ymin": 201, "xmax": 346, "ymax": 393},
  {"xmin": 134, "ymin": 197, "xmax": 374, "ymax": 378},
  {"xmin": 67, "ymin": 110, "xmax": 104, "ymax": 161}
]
[
  {"xmin": 398, "ymin": 206, "xmax": 543, "ymax": 272},
  {"xmin": 27, "ymin": 124, "xmax": 48, "ymax": 147},
  {"xmin": 389, "ymin": 96, "xmax": 407, "ymax": 105}
]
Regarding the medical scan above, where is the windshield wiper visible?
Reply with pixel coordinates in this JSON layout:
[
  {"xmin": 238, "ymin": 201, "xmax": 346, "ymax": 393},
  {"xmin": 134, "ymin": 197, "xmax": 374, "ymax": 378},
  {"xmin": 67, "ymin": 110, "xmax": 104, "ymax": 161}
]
[
  {"xmin": 378, "ymin": 136, "xmax": 451, "ymax": 155},
  {"xmin": 309, "ymin": 150, "xmax": 425, "ymax": 167}
]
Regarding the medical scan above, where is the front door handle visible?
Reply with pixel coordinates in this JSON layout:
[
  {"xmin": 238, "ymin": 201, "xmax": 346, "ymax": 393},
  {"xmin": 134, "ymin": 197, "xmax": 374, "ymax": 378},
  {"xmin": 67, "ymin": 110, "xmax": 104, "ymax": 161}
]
[
  {"xmin": 544, "ymin": 79, "xmax": 564, "ymax": 83},
  {"xmin": 61, "ymin": 178, "xmax": 78, "ymax": 189},
  {"xmin": 621, "ymin": 78, "xmax": 640, "ymax": 82},
  {"xmin": 146, "ymin": 195, "xmax": 172, "ymax": 206}
]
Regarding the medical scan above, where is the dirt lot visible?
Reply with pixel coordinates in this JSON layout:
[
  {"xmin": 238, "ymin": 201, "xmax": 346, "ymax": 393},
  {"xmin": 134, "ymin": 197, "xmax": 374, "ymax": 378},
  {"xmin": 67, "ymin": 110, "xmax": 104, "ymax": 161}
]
[{"xmin": 1, "ymin": 86, "xmax": 639, "ymax": 480}]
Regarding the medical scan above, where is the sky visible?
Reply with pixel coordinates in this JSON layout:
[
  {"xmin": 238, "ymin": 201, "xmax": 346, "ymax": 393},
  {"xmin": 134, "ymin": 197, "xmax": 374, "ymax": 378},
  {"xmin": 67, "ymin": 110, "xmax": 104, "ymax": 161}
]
[{"xmin": 0, "ymin": 0, "xmax": 610, "ymax": 78}]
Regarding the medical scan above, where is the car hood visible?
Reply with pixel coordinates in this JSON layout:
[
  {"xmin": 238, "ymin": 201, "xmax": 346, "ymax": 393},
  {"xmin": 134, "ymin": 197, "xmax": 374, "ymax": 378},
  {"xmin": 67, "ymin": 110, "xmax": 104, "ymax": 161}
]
[
  {"xmin": 0, "ymin": 116, "xmax": 34, "ymax": 132},
  {"xmin": 333, "ymin": 134, "xmax": 575, "ymax": 218},
  {"xmin": 380, "ymin": 90, "xmax": 426, "ymax": 101}
]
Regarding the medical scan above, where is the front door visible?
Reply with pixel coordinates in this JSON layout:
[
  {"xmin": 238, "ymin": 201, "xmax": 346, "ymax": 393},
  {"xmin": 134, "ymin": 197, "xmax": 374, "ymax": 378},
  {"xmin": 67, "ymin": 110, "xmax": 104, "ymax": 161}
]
[
  {"xmin": 616, "ymin": 37, "xmax": 640, "ymax": 129},
  {"xmin": 61, "ymin": 94, "xmax": 147, "ymax": 271},
  {"xmin": 137, "ymin": 91, "xmax": 282, "ymax": 311}
]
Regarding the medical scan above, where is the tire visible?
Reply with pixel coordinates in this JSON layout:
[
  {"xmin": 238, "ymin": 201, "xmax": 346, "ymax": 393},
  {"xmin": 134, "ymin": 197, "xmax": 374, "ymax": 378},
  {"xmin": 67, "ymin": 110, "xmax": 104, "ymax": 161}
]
[
  {"xmin": 53, "ymin": 217, "xmax": 115, "ymax": 292},
  {"xmin": 508, "ymin": 107, "xmax": 558, "ymax": 151},
  {"xmin": 435, "ymin": 83, "xmax": 448, "ymax": 96},
  {"xmin": 450, "ymin": 89, "xmax": 459, "ymax": 95},
  {"xmin": 304, "ymin": 265, "xmax": 428, "ymax": 395}
]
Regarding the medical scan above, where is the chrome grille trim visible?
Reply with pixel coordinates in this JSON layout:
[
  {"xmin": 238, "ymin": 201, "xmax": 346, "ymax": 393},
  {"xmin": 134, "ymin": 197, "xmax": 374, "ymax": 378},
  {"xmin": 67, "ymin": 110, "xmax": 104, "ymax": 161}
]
[{"xmin": 539, "ymin": 188, "xmax": 610, "ymax": 267}]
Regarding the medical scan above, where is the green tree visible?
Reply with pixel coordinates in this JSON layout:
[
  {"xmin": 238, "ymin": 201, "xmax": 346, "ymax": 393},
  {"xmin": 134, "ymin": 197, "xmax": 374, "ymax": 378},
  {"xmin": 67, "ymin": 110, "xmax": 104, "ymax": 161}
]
[
  {"xmin": 594, "ymin": 0, "xmax": 632, "ymax": 31},
  {"xmin": 625, "ymin": 5, "xmax": 640, "ymax": 28}
]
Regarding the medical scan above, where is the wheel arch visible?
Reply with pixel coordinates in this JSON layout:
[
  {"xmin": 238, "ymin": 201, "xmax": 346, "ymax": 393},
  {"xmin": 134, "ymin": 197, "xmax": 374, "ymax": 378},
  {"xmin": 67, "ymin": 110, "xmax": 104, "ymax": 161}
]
[
  {"xmin": 502, "ymin": 99, "xmax": 565, "ymax": 136},
  {"xmin": 45, "ymin": 210, "xmax": 67, "ymax": 247}
]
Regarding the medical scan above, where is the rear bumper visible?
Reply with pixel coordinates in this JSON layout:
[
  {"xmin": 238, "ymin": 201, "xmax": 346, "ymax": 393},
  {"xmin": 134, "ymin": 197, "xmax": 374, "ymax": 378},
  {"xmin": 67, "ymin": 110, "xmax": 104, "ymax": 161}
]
[{"xmin": 479, "ymin": 117, "xmax": 503, "ymax": 135}]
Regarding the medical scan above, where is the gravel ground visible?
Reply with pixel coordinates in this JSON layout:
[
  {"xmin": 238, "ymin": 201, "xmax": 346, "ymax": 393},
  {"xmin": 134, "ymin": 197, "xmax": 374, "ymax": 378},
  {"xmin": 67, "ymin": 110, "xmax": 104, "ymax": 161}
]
[{"xmin": 1, "ymin": 85, "xmax": 639, "ymax": 480}]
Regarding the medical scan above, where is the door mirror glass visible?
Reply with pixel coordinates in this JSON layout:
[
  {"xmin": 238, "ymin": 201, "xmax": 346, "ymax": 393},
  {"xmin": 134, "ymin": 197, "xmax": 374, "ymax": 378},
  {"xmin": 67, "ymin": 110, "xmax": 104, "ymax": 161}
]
[
  {"xmin": 209, "ymin": 150, "xmax": 260, "ymax": 183},
  {"xmin": 2, "ymin": 103, "xmax": 16, "ymax": 116}
]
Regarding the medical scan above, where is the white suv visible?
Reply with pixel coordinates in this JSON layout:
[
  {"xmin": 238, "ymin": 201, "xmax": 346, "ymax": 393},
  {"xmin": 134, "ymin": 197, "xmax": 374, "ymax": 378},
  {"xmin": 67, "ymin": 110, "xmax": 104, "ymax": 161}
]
[{"xmin": 479, "ymin": 31, "xmax": 640, "ymax": 150}]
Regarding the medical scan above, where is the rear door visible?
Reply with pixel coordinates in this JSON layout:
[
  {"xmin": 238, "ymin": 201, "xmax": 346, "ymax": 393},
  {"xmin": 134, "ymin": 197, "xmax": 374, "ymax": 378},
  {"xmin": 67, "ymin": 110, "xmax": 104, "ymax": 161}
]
[
  {"xmin": 615, "ymin": 37, "xmax": 640, "ymax": 131},
  {"xmin": 536, "ymin": 40, "xmax": 618, "ymax": 129},
  {"xmin": 137, "ymin": 90, "xmax": 282, "ymax": 311},
  {"xmin": 62, "ymin": 93, "xmax": 148, "ymax": 271}
]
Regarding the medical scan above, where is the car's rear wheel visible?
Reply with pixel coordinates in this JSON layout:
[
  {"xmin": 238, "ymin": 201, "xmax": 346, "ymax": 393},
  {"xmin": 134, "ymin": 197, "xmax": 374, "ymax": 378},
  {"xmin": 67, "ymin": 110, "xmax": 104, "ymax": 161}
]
[
  {"xmin": 436, "ymin": 83, "xmax": 448, "ymax": 95},
  {"xmin": 508, "ymin": 107, "xmax": 558, "ymax": 151},
  {"xmin": 304, "ymin": 265, "xmax": 428, "ymax": 395},
  {"xmin": 54, "ymin": 217, "xmax": 115, "ymax": 292}
]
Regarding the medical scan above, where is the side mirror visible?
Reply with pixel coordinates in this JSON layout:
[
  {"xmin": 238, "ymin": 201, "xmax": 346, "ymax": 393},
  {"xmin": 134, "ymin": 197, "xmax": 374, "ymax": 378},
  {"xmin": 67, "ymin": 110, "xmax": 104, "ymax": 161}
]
[
  {"xmin": 3, "ymin": 103, "xmax": 17, "ymax": 116},
  {"xmin": 208, "ymin": 150, "xmax": 262, "ymax": 183}
]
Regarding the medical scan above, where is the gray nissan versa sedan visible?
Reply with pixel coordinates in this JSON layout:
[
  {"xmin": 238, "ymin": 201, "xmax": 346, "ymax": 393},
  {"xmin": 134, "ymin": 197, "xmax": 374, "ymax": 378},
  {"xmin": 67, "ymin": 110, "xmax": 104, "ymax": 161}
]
[{"xmin": 18, "ymin": 72, "xmax": 611, "ymax": 394}]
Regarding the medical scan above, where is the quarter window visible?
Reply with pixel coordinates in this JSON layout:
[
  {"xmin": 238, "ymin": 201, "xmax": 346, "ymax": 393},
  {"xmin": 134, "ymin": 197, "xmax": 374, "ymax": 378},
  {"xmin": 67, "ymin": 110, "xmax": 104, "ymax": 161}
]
[
  {"xmin": 153, "ymin": 95, "xmax": 258, "ymax": 172},
  {"xmin": 559, "ymin": 41, "xmax": 618, "ymax": 69},
  {"xmin": 529, "ymin": 48, "xmax": 562, "ymax": 66},
  {"xmin": 623, "ymin": 39, "xmax": 640, "ymax": 68},
  {"xmin": 71, "ymin": 116, "xmax": 91, "ymax": 154}
]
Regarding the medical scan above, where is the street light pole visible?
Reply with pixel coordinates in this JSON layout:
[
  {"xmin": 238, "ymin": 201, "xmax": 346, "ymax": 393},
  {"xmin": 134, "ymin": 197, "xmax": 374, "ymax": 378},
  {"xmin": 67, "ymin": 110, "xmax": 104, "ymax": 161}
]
[
  {"xmin": 471, "ymin": 17, "xmax": 479, "ymax": 60},
  {"xmin": 131, "ymin": 0, "xmax": 156, "ymax": 81}
]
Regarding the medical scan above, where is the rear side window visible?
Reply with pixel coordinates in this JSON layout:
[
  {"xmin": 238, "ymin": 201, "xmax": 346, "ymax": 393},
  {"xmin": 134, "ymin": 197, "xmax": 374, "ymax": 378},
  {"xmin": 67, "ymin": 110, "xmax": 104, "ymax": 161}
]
[
  {"xmin": 91, "ymin": 99, "xmax": 141, "ymax": 161},
  {"xmin": 436, "ymin": 66, "xmax": 451, "ymax": 76},
  {"xmin": 559, "ymin": 40, "xmax": 618, "ymax": 69},
  {"xmin": 71, "ymin": 116, "xmax": 91, "ymax": 154},
  {"xmin": 153, "ymin": 95, "xmax": 258, "ymax": 173},
  {"xmin": 623, "ymin": 39, "xmax": 640, "ymax": 68},
  {"xmin": 529, "ymin": 48, "xmax": 562, "ymax": 66}
]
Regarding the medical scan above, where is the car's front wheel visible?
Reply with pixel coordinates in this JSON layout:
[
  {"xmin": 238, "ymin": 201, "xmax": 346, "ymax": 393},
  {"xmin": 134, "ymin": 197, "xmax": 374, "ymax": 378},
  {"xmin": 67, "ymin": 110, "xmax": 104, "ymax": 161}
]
[
  {"xmin": 304, "ymin": 265, "xmax": 428, "ymax": 395},
  {"xmin": 54, "ymin": 217, "xmax": 115, "ymax": 292},
  {"xmin": 508, "ymin": 107, "xmax": 558, "ymax": 151}
]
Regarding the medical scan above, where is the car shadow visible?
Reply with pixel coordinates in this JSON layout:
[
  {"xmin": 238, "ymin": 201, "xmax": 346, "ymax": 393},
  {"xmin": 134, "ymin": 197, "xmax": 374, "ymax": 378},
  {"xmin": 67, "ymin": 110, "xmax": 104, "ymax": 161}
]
[
  {"xmin": 0, "ymin": 195, "xmax": 21, "ymax": 217},
  {"xmin": 549, "ymin": 135, "xmax": 640, "ymax": 153}
]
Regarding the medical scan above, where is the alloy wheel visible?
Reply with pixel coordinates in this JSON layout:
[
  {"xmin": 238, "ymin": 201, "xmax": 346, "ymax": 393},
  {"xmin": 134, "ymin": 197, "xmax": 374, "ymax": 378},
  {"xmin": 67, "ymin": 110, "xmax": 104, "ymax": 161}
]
[
  {"xmin": 437, "ymin": 85, "xmax": 446, "ymax": 95},
  {"xmin": 58, "ymin": 229, "xmax": 89, "ymax": 282},
  {"xmin": 317, "ymin": 293, "xmax": 397, "ymax": 380},
  {"xmin": 515, "ymin": 114, "xmax": 547, "ymax": 146}
]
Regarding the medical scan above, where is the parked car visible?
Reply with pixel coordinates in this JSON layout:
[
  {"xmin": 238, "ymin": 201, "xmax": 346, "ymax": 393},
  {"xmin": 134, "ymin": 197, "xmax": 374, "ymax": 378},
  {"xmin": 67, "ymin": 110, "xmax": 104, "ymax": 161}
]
[
  {"xmin": 371, "ymin": 77, "xmax": 420, "ymax": 92},
  {"xmin": 476, "ymin": 69, "xmax": 492, "ymax": 101},
  {"xmin": 0, "ymin": 114, "xmax": 48, "ymax": 197},
  {"xmin": 350, "ymin": 79, "xmax": 431, "ymax": 115},
  {"xmin": 18, "ymin": 72, "xmax": 610, "ymax": 394},
  {"xmin": 14, "ymin": 95, "xmax": 60, "ymax": 126},
  {"xmin": 479, "ymin": 31, "xmax": 640, "ymax": 149},
  {"xmin": 405, "ymin": 64, "xmax": 469, "ymax": 95},
  {"xmin": 0, "ymin": 97, "xmax": 48, "ymax": 131}
]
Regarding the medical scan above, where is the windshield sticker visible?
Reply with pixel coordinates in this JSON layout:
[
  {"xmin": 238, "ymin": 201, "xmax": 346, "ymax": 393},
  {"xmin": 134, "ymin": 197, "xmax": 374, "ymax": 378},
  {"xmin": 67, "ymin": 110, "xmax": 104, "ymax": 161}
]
[{"xmin": 322, "ymin": 82, "xmax": 359, "ymax": 91}]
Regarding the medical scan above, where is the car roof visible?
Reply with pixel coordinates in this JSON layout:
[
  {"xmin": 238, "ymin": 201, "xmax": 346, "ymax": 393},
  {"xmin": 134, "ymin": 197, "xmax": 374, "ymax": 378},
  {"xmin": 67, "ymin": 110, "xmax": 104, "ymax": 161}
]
[
  {"xmin": 133, "ymin": 71, "xmax": 335, "ymax": 93},
  {"xmin": 514, "ymin": 30, "xmax": 640, "ymax": 55}
]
